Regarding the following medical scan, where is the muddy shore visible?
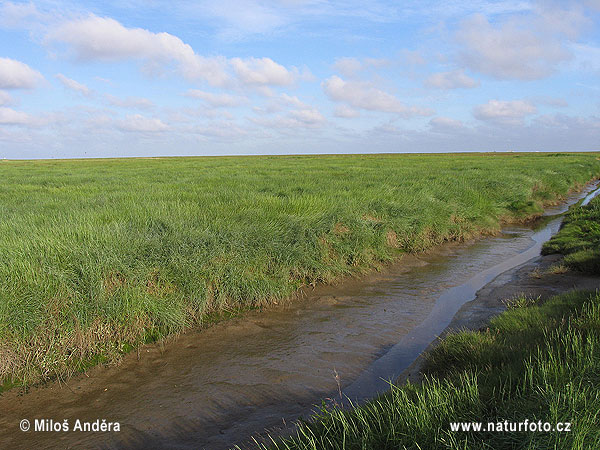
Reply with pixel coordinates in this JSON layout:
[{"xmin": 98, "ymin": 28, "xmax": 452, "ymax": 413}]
[{"xmin": 399, "ymin": 253, "xmax": 600, "ymax": 386}]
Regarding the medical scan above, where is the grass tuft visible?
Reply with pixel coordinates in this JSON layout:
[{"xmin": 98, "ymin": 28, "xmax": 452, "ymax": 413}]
[{"xmin": 543, "ymin": 192, "xmax": 600, "ymax": 273}]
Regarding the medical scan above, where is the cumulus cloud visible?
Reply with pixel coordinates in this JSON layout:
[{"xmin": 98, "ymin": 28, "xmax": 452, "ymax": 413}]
[
  {"xmin": 55, "ymin": 73, "xmax": 91, "ymax": 96},
  {"xmin": 322, "ymin": 75, "xmax": 433, "ymax": 117},
  {"xmin": 0, "ymin": 57, "xmax": 44, "ymax": 89},
  {"xmin": 457, "ymin": 13, "xmax": 571, "ymax": 80},
  {"xmin": 424, "ymin": 69, "xmax": 479, "ymax": 89},
  {"xmin": 230, "ymin": 57, "xmax": 295, "ymax": 87},
  {"xmin": 252, "ymin": 93, "xmax": 312, "ymax": 115},
  {"xmin": 289, "ymin": 108, "xmax": 325, "ymax": 125},
  {"xmin": 185, "ymin": 89, "xmax": 247, "ymax": 107},
  {"xmin": 0, "ymin": 106, "xmax": 31, "ymax": 124},
  {"xmin": 117, "ymin": 114, "xmax": 169, "ymax": 132},
  {"xmin": 334, "ymin": 104, "xmax": 360, "ymax": 118},
  {"xmin": 279, "ymin": 93, "xmax": 310, "ymax": 109},
  {"xmin": 47, "ymin": 16, "xmax": 304, "ymax": 90},
  {"xmin": 473, "ymin": 99, "xmax": 537, "ymax": 125},
  {"xmin": 48, "ymin": 15, "xmax": 231, "ymax": 87}
]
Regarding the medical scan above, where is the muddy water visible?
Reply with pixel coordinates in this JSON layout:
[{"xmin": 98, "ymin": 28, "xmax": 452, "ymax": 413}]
[{"xmin": 1, "ymin": 183, "xmax": 598, "ymax": 450}]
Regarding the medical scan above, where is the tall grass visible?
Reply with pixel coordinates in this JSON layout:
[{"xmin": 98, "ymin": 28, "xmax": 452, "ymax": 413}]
[
  {"xmin": 1, "ymin": 152, "xmax": 599, "ymax": 387},
  {"xmin": 543, "ymin": 194, "xmax": 600, "ymax": 273},
  {"xmin": 261, "ymin": 290, "xmax": 600, "ymax": 450}
]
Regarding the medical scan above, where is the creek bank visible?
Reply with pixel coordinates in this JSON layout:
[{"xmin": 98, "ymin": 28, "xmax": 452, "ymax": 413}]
[{"xmin": 397, "ymin": 252, "xmax": 600, "ymax": 387}]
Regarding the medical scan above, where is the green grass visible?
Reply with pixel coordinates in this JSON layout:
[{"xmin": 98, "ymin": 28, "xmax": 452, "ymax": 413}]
[
  {"xmin": 260, "ymin": 289, "xmax": 600, "ymax": 450},
  {"xmin": 542, "ymin": 193, "xmax": 600, "ymax": 273},
  {"xmin": 1, "ymin": 152, "xmax": 599, "ymax": 387}
]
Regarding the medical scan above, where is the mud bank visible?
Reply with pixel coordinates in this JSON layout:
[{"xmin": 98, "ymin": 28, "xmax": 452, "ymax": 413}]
[{"xmin": 398, "ymin": 252, "xmax": 600, "ymax": 387}]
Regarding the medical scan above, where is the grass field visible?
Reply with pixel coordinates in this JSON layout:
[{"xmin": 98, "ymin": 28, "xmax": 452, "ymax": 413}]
[
  {"xmin": 261, "ymin": 289, "xmax": 600, "ymax": 450},
  {"xmin": 543, "ymin": 193, "xmax": 600, "ymax": 274},
  {"xmin": 1, "ymin": 152, "xmax": 599, "ymax": 387}
]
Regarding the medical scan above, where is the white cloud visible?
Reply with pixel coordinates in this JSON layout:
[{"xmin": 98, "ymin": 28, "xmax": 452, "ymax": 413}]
[
  {"xmin": 55, "ymin": 73, "xmax": 91, "ymax": 96},
  {"xmin": 117, "ymin": 114, "xmax": 169, "ymax": 132},
  {"xmin": 0, "ymin": 1, "xmax": 42, "ymax": 29},
  {"xmin": 429, "ymin": 116, "xmax": 464, "ymax": 132},
  {"xmin": 252, "ymin": 93, "xmax": 312, "ymax": 115},
  {"xmin": 529, "ymin": 96, "xmax": 568, "ymax": 108},
  {"xmin": 189, "ymin": 120, "xmax": 250, "ymax": 139},
  {"xmin": 48, "ymin": 15, "xmax": 231, "ymax": 87},
  {"xmin": 47, "ymin": 16, "xmax": 304, "ymax": 90},
  {"xmin": 279, "ymin": 93, "xmax": 310, "ymax": 109},
  {"xmin": 533, "ymin": 113, "xmax": 600, "ymax": 131},
  {"xmin": 473, "ymin": 99, "xmax": 537, "ymax": 125},
  {"xmin": 534, "ymin": 2, "xmax": 590, "ymax": 40},
  {"xmin": 105, "ymin": 94, "xmax": 154, "ymax": 110},
  {"xmin": 457, "ymin": 13, "xmax": 571, "ymax": 80},
  {"xmin": 586, "ymin": 0, "xmax": 600, "ymax": 10},
  {"xmin": 322, "ymin": 75, "xmax": 433, "ymax": 117},
  {"xmin": 424, "ymin": 69, "xmax": 479, "ymax": 89},
  {"xmin": 332, "ymin": 56, "xmax": 392, "ymax": 78},
  {"xmin": 250, "ymin": 106, "xmax": 326, "ymax": 130},
  {"xmin": 289, "ymin": 108, "xmax": 325, "ymax": 125},
  {"xmin": 230, "ymin": 57, "xmax": 295, "ymax": 87},
  {"xmin": 334, "ymin": 104, "xmax": 360, "ymax": 118},
  {"xmin": 333, "ymin": 57, "xmax": 363, "ymax": 77},
  {"xmin": 185, "ymin": 89, "xmax": 247, "ymax": 107},
  {"xmin": 0, "ymin": 106, "xmax": 31, "ymax": 124},
  {"xmin": 0, "ymin": 57, "xmax": 44, "ymax": 89}
]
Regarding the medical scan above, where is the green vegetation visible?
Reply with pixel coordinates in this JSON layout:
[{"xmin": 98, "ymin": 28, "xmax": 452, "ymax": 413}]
[
  {"xmin": 1, "ymin": 153, "xmax": 599, "ymax": 387},
  {"xmin": 262, "ymin": 289, "xmax": 600, "ymax": 450},
  {"xmin": 543, "ymin": 192, "xmax": 600, "ymax": 273}
]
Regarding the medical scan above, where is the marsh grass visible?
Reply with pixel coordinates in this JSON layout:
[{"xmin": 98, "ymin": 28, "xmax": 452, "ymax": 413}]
[
  {"xmin": 547, "ymin": 263, "xmax": 570, "ymax": 275},
  {"xmin": 261, "ymin": 290, "xmax": 600, "ymax": 450},
  {"xmin": 543, "ymin": 193, "xmax": 600, "ymax": 273},
  {"xmin": 1, "ymin": 152, "xmax": 599, "ymax": 387}
]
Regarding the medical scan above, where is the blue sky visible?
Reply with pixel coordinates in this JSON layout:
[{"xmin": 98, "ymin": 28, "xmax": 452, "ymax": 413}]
[{"xmin": 0, "ymin": 0, "xmax": 599, "ymax": 158}]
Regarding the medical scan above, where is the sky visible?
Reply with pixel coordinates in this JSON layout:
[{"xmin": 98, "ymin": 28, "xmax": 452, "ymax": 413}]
[{"xmin": 0, "ymin": 0, "xmax": 599, "ymax": 159}]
